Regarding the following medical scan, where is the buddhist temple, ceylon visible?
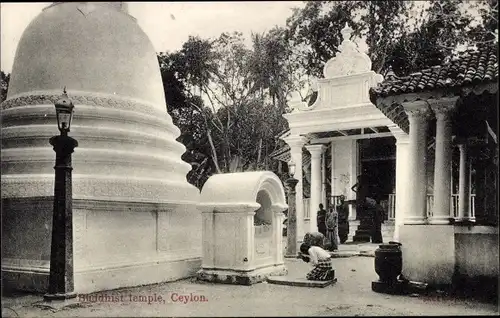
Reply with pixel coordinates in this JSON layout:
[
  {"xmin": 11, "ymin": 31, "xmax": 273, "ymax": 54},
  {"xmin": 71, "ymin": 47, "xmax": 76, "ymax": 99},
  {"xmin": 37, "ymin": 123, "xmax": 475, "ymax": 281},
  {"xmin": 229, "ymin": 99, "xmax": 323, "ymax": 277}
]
[{"xmin": 1, "ymin": 2, "xmax": 201, "ymax": 293}]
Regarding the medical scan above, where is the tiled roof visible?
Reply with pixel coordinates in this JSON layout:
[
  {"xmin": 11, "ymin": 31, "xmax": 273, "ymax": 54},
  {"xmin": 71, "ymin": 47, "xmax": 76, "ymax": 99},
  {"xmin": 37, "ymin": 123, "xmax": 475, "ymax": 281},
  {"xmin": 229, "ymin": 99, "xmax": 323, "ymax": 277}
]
[
  {"xmin": 269, "ymin": 144, "xmax": 290, "ymax": 160},
  {"xmin": 372, "ymin": 44, "xmax": 498, "ymax": 97}
]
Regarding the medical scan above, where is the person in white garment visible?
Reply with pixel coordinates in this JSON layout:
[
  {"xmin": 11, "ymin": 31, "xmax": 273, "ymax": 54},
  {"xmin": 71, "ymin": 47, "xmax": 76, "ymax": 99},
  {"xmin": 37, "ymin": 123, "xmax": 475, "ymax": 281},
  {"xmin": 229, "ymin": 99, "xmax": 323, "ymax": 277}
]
[{"xmin": 299, "ymin": 243, "xmax": 335, "ymax": 281}]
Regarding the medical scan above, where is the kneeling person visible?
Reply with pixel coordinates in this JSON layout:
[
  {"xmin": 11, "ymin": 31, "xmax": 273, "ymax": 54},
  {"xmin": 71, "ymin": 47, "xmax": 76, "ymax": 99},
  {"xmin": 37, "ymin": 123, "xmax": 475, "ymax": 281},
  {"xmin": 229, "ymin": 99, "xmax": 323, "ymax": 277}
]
[{"xmin": 300, "ymin": 243, "xmax": 334, "ymax": 281}]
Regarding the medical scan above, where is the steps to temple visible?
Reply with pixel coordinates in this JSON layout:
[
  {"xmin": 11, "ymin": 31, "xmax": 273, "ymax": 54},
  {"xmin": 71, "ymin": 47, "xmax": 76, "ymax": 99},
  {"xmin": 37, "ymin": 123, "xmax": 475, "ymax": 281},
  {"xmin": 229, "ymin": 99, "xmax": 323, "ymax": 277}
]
[{"xmin": 348, "ymin": 220, "xmax": 395, "ymax": 243}]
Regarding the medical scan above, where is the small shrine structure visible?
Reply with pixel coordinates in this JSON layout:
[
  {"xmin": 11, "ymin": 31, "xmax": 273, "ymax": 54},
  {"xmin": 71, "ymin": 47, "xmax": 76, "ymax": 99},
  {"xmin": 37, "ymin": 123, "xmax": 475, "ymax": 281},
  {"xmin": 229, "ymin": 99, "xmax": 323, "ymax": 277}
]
[{"xmin": 197, "ymin": 171, "xmax": 288, "ymax": 285}]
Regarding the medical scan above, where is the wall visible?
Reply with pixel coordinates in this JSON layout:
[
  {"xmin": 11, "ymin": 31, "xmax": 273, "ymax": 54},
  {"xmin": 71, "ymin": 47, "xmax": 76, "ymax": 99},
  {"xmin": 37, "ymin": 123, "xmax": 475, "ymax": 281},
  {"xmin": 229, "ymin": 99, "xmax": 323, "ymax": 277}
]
[
  {"xmin": 331, "ymin": 140, "xmax": 356, "ymax": 199},
  {"xmin": 1, "ymin": 198, "xmax": 202, "ymax": 293},
  {"xmin": 399, "ymin": 224, "xmax": 499, "ymax": 287},
  {"xmin": 400, "ymin": 225, "xmax": 455, "ymax": 285},
  {"xmin": 455, "ymin": 226, "xmax": 499, "ymax": 279}
]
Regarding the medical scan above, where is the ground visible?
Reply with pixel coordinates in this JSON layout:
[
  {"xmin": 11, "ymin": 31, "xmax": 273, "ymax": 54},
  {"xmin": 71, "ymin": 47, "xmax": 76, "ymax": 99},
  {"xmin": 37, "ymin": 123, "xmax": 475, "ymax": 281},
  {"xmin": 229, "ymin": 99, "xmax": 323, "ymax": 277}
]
[{"xmin": 2, "ymin": 253, "xmax": 498, "ymax": 317}]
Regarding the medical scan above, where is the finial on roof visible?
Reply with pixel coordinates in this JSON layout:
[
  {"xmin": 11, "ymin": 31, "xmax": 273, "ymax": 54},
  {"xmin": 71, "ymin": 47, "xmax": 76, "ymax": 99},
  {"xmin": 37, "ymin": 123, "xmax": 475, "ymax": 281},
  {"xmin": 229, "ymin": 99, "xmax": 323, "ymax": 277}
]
[
  {"xmin": 341, "ymin": 23, "xmax": 353, "ymax": 42},
  {"xmin": 47, "ymin": 2, "xmax": 129, "ymax": 14}
]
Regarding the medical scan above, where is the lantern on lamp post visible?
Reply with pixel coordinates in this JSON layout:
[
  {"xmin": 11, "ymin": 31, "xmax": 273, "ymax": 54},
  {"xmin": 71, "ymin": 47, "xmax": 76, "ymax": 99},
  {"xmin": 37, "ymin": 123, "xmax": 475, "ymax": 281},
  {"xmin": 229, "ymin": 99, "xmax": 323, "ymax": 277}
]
[
  {"xmin": 54, "ymin": 88, "xmax": 75, "ymax": 135},
  {"xmin": 44, "ymin": 88, "xmax": 78, "ymax": 301},
  {"xmin": 285, "ymin": 159, "xmax": 299, "ymax": 257}
]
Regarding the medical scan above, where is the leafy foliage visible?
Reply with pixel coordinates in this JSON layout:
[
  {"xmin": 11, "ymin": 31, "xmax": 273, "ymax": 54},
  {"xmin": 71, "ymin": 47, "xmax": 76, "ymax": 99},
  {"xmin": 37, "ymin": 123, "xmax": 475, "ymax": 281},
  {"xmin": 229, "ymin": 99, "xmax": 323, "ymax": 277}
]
[
  {"xmin": 158, "ymin": 32, "xmax": 295, "ymax": 188},
  {"xmin": 1, "ymin": 71, "xmax": 10, "ymax": 103},
  {"xmin": 285, "ymin": 0, "xmax": 498, "ymax": 77}
]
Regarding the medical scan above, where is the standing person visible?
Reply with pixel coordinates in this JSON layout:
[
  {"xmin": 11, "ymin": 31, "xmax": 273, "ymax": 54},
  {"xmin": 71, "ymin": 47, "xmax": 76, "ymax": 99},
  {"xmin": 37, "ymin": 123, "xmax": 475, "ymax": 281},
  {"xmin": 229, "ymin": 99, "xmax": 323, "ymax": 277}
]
[
  {"xmin": 299, "ymin": 243, "xmax": 335, "ymax": 281},
  {"xmin": 325, "ymin": 208, "xmax": 340, "ymax": 251},
  {"xmin": 316, "ymin": 204, "xmax": 327, "ymax": 237},
  {"xmin": 368, "ymin": 196, "xmax": 384, "ymax": 243},
  {"xmin": 336, "ymin": 195, "xmax": 350, "ymax": 243},
  {"xmin": 351, "ymin": 174, "xmax": 369, "ymax": 214}
]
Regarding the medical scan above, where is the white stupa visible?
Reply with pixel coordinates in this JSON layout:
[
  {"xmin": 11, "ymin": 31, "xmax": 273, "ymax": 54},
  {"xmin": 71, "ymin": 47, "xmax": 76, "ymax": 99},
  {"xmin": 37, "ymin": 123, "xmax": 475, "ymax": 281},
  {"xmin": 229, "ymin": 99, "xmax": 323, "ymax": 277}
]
[{"xmin": 1, "ymin": 2, "xmax": 201, "ymax": 293}]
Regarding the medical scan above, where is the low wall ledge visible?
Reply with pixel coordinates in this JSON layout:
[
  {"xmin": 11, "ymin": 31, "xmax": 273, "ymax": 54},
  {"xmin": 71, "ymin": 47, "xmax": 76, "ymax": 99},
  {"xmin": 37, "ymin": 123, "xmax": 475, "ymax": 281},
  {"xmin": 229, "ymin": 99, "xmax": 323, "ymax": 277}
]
[
  {"xmin": 454, "ymin": 226, "xmax": 499, "ymax": 235},
  {"xmin": 197, "ymin": 202, "xmax": 261, "ymax": 213}
]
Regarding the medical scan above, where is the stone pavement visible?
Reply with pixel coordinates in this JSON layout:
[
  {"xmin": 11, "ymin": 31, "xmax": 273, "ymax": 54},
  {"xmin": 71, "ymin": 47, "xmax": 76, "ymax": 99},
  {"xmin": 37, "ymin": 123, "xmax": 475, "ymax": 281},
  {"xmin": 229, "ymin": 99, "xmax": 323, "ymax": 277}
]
[{"xmin": 2, "ymin": 257, "xmax": 498, "ymax": 317}]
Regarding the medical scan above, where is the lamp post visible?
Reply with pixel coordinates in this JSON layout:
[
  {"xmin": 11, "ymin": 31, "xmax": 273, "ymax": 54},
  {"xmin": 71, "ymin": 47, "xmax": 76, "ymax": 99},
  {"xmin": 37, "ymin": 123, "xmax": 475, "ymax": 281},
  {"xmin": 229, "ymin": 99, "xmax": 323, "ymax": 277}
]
[
  {"xmin": 44, "ymin": 88, "xmax": 78, "ymax": 301},
  {"xmin": 285, "ymin": 160, "xmax": 299, "ymax": 257}
]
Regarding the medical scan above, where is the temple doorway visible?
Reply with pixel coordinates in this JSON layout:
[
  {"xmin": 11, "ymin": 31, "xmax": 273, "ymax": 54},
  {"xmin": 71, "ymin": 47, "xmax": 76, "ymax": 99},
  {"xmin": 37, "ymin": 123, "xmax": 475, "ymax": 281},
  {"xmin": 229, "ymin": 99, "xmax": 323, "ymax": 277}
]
[{"xmin": 358, "ymin": 137, "xmax": 396, "ymax": 220}]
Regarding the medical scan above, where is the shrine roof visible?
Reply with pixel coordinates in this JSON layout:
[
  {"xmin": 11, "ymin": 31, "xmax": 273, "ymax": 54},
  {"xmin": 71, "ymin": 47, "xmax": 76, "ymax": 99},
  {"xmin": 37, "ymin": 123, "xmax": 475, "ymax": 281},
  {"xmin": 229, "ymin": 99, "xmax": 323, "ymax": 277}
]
[
  {"xmin": 371, "ymin": 44, "xmax": 498, "ymax": 97},
  {"xmin": 271, "ymin": 44, "xmax": 498, "ymax": 161}
]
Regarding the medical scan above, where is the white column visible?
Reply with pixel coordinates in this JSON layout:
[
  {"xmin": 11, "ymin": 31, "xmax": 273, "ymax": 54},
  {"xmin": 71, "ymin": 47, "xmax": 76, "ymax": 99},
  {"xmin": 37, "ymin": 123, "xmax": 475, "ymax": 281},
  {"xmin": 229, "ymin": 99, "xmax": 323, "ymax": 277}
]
[
  {"xmin": 283, "ymin": 135, "xmax": 307, "ymax": 241},
  {"xmin": 330, "ymin": 141, "xmax": 335, "ymax": 205},
  {"xmin": 305, "ymin": 144, "xmax": 326, "ymax": 233},
  {"xmin": 450, "ymin": 162, "xmax": 454, "ymax": 217},
  {"xmin": 349, "ymin": 140, "xmax": 358, "ymax": 220},
  {"xmin": 388, "ymin": 124, "xmax": 410, "ymax": 241},
  {"xmin": 457, "ymin": 143, "xmax": 474, "ymax": 221},
  {"xmin": 430, "ymin": 99, "xmax": 456, "ymax": 224},
  {"xmin": 403, "ymin": 103, "xmax": 430, "ymax": 224},
  {"xmin": 321, "ymin": 151, "xmax": 327, "ymax": 208},
  {"xmin": 271, "ymin": 205, "xmax": 286, "ymax": 264}
]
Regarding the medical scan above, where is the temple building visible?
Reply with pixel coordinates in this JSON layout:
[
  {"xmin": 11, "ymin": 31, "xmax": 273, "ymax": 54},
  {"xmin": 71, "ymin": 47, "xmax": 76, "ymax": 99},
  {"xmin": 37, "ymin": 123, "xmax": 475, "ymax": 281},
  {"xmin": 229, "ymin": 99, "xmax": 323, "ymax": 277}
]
[
  {"xmin": 271, "ymin": 24, "xmax": 498, "ymax": 287},
  {"xmin": 1, "ymin": 2, "xmax": 201, "ymax": 293}
]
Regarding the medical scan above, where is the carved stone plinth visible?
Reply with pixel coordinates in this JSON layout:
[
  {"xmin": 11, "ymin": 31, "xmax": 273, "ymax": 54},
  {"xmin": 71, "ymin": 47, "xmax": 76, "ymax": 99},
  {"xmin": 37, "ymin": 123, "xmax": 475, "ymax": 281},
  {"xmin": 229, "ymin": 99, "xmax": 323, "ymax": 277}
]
[{"xmin": 197, "ymin": 266, "xmax": 287, "ymax": 286}]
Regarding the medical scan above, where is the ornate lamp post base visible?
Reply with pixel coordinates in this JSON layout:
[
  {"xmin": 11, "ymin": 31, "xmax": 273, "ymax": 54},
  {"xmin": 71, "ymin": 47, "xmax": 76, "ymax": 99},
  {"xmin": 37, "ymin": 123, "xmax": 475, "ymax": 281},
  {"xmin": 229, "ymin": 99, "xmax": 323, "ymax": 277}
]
[{"xmin": 44, "ymin": 292, "xmax": 77, "ymax": 301}]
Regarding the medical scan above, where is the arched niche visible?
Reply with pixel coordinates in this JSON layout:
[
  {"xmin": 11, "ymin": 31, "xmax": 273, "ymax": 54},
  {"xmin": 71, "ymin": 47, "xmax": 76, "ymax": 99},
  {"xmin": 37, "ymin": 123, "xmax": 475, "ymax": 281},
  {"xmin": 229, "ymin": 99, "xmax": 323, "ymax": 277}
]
[
  {"xmin": 254, "ymin": 189, "xmax": 273, "ymax": 258},
  {"xmin": 255, "ymin": 190, "xmax": 273, "ymax": 225}
]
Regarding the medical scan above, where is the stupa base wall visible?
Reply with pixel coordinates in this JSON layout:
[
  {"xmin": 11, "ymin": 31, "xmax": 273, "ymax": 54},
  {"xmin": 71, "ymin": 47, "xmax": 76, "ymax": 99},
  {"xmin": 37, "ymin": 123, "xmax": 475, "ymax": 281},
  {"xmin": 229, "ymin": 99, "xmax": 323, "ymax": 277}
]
[
  {"xmin": 1, "ymin": 197, "xmax": 202, "ymax": 294},
  {"xmin": 2, "ymin": 256, "xmax": 202, "ymax": 294}
]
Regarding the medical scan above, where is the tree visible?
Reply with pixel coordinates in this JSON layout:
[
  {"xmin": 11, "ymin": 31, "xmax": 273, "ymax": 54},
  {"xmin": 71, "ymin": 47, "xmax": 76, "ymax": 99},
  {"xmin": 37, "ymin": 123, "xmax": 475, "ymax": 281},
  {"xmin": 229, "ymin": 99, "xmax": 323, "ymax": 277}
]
[
  {"xmin": 1, "ymin": 71, "xmax": 10, "ymax": 103},
  {"xmin": 286, "ymin": 1, "xmax": 363, "ymax": 77},
  {"xmin": 248, "ymin": 27, "xmax": 302, "ymax": 110},
  {"xmin": 158, "ymin": 42, "xmax": 216, "ymax": 188},
  {"xmin": 158, "ymin": 32, "xmax": 294, "ymax": 187},
  {"xmin": 285, "ymin": 0, "xmax": 498, "ymax": 77}
]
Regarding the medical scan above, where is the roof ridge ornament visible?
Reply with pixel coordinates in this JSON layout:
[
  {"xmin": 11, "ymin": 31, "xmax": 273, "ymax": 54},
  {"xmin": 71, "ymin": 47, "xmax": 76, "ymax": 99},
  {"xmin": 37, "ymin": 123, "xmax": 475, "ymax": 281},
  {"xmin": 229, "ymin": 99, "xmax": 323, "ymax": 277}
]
[
  {"xmin": 340, "ymin": 22, "xmax": 353, "ymax": 44},
  {"xmin": 322, "ymin": 23, "xmax": 373, "ymax": 79}
]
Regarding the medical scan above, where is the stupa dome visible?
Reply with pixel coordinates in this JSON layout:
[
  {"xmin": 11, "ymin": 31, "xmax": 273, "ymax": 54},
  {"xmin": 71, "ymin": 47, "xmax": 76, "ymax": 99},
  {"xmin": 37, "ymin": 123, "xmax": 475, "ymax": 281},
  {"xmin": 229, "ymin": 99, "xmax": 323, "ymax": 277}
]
[
  {"xmin": 7, "ymin": 2, "xmax": 164, "ymax": 108},
  {"xmin": 1, "ymin": 2, "xmax": 199, "ymax": 203}
]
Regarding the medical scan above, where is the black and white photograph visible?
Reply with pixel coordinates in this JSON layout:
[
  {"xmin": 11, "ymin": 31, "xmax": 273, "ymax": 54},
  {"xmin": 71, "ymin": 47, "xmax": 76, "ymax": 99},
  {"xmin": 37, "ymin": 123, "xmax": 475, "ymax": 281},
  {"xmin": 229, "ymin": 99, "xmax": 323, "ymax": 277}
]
[{"xmin": 1, "ymin": 1, "xmax": 498, "ymax": 317}]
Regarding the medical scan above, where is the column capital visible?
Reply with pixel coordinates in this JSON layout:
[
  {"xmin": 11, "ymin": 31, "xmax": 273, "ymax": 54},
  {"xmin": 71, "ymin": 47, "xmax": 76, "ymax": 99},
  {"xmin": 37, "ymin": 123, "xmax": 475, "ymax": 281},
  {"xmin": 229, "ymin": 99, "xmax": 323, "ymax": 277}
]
[
  {"xmin": 305, "ymin": 144, "xmax": 326, "ymax": 159},
  {"xmin": 283, "ymin": 135, "xmax": 308, "ymax": 149},
  {"xmin": 388, "ymin": 124, "xmax": 409, "ymax": 143},
  {"xmin": 430, "ymin": 97, "xmax": 458, "ymax": 120},
  {"xmin": 457, "ymin": 143, "xmax": 467, "ymax": 152},
  {"xmin": 402, "ymin": 99, "xmax": 428, "ymax": 111},
  {"xmin": 434, "ymin": 108, "xmax": 455, "ymax": 121},
  {"xmin": 405, "ymin": 107, "xmax": 431, "ymax": 120}
]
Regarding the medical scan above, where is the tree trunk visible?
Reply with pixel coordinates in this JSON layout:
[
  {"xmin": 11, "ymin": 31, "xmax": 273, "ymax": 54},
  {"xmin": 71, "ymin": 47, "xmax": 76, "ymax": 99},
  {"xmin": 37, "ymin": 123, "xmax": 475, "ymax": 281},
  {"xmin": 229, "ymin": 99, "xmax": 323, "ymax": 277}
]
[
  {"xmin": 206, "ymin": 129, "xmax": 221, "ymax": 173},
  {"xmin": 257, "ymin": 138, "xmax": 263, "ymax": 166}
]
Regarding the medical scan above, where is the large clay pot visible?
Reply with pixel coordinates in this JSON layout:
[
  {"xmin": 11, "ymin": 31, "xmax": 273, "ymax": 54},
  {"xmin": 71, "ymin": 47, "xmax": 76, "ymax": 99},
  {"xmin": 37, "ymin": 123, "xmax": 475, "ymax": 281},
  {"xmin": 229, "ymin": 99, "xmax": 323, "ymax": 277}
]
[{"xmin": 374, "ymin": 242, "xmax": 402, "ymax": 283}]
